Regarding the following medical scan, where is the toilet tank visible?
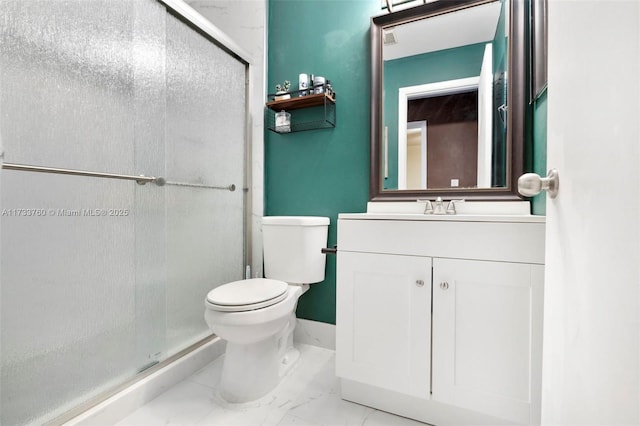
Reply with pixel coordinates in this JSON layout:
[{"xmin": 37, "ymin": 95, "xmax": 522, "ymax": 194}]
[{"xmin": 262, "ymin": 216, "xmax": 329, "ymax": 284}]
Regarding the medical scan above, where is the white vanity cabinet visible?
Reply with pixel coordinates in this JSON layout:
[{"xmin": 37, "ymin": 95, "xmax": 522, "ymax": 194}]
[
  {"xmin": 335, "ymin": 214, "xmax": 545, "ymax": 426},
  {"xmin": 336, "ymin": 251, "xmax": 432, "ymax": 399}
]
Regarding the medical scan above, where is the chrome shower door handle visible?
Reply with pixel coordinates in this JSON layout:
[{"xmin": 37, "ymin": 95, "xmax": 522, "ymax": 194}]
[{"xmin": 518, "ymin": 169, "xmax": 559, "ymax": 198}]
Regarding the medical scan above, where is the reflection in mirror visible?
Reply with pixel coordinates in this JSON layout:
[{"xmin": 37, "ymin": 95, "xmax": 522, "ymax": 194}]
[
  {"xmin": 371, "ymin": 0, "xmax": 526, "ymax": 201},
  {"xmin": 398, "ymin": 77, "xmax": 487, "ymax": 190},
  {"xmin": 384, "ymin": 1, "xmax": 506, "ymax": 191}
]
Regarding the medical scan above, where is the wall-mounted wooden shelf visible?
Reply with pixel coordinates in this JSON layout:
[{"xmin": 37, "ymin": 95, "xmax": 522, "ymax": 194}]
[
  {"xmin": 265, "ymin": 90, "xmax": 336, "ymax": 134},
  {"xmin": 266, "ymin": 93, "xmax": 335, "ymax": 111}
]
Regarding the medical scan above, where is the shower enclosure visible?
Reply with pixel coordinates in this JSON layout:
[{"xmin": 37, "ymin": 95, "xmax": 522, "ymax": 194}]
[{"xmin": 0, "ymin": 1, "xmax": 248, "ymax": 424}]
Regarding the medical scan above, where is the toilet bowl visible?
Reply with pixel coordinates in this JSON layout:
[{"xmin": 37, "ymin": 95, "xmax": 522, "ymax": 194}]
[{"xmin": 204, "ymin": 216, "xmax": 329, "ymax": 403}]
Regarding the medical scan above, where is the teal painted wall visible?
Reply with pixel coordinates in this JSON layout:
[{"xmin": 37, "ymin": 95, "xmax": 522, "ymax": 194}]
[
  {"xmin": 265, "ymin": 0, "xmax": 547, "ymax": 324},
  {"xmin": 531, "ymin": 90, "xmax": 547, "ymax": 215},
  {"xmin": 266, "ymin": 0, "xmax": 379, "ymax": 324},
  {"xmin": 526, "ymin": 0, "xmax": 547, "ymax": 215},
  {"xmin": 382, "ymin": 43, "xmax": 487, "ymax": 190}
]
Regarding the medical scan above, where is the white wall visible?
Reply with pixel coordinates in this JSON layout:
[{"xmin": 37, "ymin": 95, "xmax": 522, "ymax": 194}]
[
  {"xmin": 543, "ymin": 1, "xmax": 640, "ymax": 424},
  {"xmin": 186, "ymin": 0, "xmax": 266, "ymax": 279}
]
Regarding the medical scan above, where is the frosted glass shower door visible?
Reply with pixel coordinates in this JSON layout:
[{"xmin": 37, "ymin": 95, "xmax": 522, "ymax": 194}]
[
  {"xmin": 0, "ymin": 0, "xmax": 248, "ymax": 424},
  {"xmin": 1, "ymin": 2, "xmax": 162, "ymax": 424},
  {"xmin": 164, "ymin": 12, "xmax": 247, "ymax": 355}
]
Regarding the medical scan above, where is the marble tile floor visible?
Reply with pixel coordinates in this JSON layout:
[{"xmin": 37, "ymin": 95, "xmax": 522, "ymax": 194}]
[{"xmin": 116, "ymin": 344, "xmax": 428, "ymax": 426}]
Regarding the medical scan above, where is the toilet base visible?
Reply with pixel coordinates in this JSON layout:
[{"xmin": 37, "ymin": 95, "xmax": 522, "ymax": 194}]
[
  {"xmin": 279, "ymin": 346, "xmax": 300, "ymax": 378},
  {"xmin": 220, "ymin": 339, "xmax": 280, "ymax": 403},
  {"xmin": 219, "ymin": 314, "xmax": 300, "ymax": 403}
]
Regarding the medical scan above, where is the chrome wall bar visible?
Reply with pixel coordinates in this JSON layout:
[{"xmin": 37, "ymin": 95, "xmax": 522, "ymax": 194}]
[
  {"xmin": 2, "ymin": 162, "xmax": 237, "ymax": 191},
  {"xmin": 159, "ymin": 178, "xmax": 236, "ymax": 192},
  {"xmin": 3, "ymin": 162, "xmax": 157, "ymax": 185}
]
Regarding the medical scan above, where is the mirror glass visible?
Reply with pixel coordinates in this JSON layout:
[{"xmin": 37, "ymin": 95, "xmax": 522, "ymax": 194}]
[{"xmin": 371, "ymin": 0, "xmax": 525, "ymax": 200}]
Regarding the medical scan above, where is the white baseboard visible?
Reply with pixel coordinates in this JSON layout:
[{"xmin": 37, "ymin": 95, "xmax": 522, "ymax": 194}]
[
  {"xmin": 63, "ymin": 337, "xmax": 226, "ymax": 426},
  {"xmin": 294, "ymin": 318, "xmax": 336, "ymax": 350}
]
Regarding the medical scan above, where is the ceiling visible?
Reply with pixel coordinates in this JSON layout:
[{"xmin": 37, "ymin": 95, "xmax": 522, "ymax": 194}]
[{"xmin": 383, "ymin": 1, "xmax": 503, "ymax": 61}]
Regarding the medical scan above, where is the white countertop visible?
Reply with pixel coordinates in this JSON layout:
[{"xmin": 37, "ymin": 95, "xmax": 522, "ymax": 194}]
[
  {"xmin": 338, "ymin": 212, "xmax": 545, "ymax": 223},
  {"xmin": 339, "ymin": 201, "xmax": 545, "ymax": 223}
]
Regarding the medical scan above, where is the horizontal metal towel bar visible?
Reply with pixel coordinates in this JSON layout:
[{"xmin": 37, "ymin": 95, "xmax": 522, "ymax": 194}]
[
  {"xmin": 3, "ymin": 162, "xmax": 157, "ymax": 185},
  {"xmin": 2, "ymin": 162, "xmax": 236, "ymax": 191},
  {"xmin": 159, "ymin": 179, "xmax": 236, "ymax": 192}
]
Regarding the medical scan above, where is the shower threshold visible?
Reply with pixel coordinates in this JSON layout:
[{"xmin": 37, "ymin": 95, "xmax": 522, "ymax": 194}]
[{"xmin": 45, "ymin": 335, "xmax": 225, "ymax": 426}]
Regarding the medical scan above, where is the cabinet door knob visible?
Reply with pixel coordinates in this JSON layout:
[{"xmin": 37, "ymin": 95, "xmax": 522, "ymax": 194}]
[
  {"xmin": 440, "ymin": 282, "xmax": 449, "ymax": 290},
  {"xmin": 415, "ymin": 279, "xmax": 425, "ymax": 287}
]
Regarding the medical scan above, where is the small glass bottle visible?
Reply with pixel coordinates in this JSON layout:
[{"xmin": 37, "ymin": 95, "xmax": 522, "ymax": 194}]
[
  {"xmin": 314, "ymin": 76, "xmax": 325, "ymax": 94},
  {"xmin": 299, "ymin": 73, "xmax": 308, "ymax": 97},
  {"xmin": 326, "ymin": 80, "xmax": 334, "ymax": 98}
]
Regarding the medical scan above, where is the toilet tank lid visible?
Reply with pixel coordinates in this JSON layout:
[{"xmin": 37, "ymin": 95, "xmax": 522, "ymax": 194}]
[{"xmin": 262, "ymin": 216, "xmax": 329, "ymax": 226}]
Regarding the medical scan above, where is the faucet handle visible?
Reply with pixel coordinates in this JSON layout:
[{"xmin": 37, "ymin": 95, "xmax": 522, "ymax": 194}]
[
  {"xmin": 446, "ymin": 199, "xmax": 465, "ymax": 215},
  {"xmin": 417, "ymin": 199, "xmax": 434, "ymax": 214}
]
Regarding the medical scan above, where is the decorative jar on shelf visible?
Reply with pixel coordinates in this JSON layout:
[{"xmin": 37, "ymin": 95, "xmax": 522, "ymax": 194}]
[
  {"xmin": 275, "ymin": 80, "xmax": 291, "ymax": 101},
  {"xmin": 275, "ymin": 110, "xmax": 291, "ymax": 133}
]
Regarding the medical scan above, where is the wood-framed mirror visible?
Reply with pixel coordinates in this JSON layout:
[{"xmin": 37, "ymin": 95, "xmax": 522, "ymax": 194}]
[{"xmin": 370, "ymin": 0, "xmax": 526, "ymax": 201}]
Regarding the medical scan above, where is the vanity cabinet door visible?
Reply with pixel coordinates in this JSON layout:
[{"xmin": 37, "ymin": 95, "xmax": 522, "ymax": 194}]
[
  {"xmin": 432, "ymin": 258, "xmax": 544, "ymax": 425},
  {"xmin": 336, "ymin": 251, "xmax": 432, "ymax": 399}
]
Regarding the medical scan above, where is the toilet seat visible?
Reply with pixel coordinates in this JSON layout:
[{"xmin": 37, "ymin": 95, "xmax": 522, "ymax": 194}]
[{"xmin": 206, "ymin": 278, "xmax": 289, "ymax": 312}]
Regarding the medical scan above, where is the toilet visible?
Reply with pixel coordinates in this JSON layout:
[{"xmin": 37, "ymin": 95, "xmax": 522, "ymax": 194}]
[{"xmin": 204, "ymin": 216, "xmax": 329, "ymax": 403}]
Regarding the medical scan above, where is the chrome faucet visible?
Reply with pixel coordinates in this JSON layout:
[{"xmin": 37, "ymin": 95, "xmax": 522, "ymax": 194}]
[
  {"xmin": 419, "ymin": 197, "xmax": 464, "ymax": 215},
  {"xmin": 433, "ymin": 197, "xmax": 446, "ymax": 215}
]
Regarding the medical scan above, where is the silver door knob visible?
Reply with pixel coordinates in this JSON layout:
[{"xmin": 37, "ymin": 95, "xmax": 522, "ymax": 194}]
[
  {"xmin": 440, "ymin": 282, "xmax": 449, "ymax": 290},
  {"xmin": 416, "ymin": 279, "xmax": 425, "ymax": 287},
  {"xmin": 518, "ymin": 169, "xmax": 559, "ymax": 198}
]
